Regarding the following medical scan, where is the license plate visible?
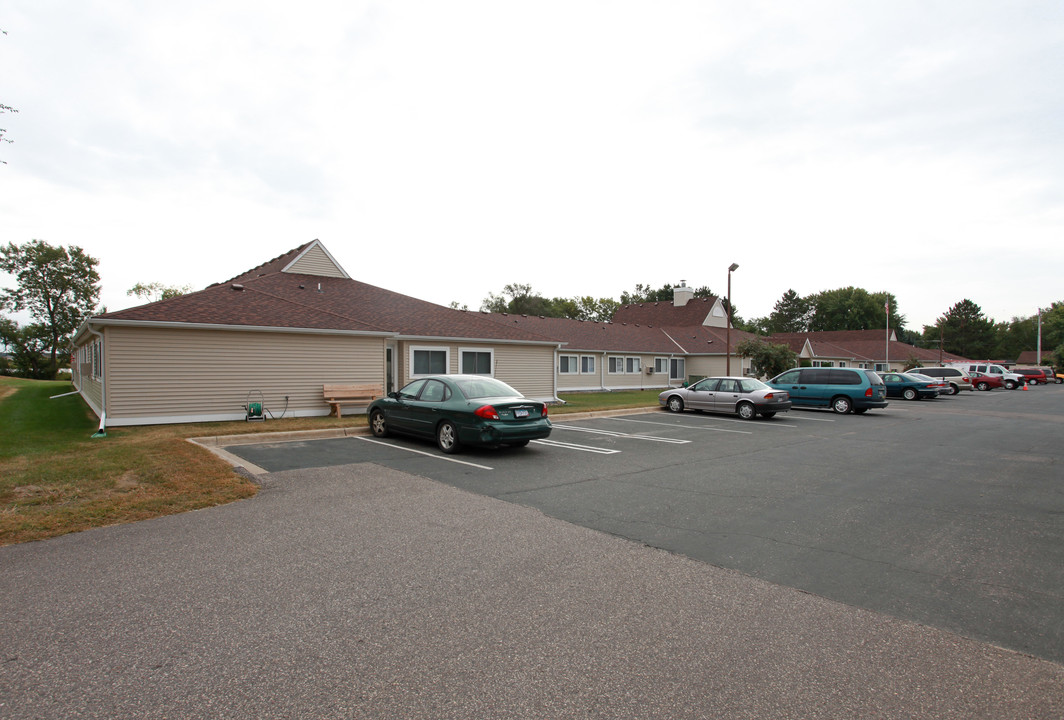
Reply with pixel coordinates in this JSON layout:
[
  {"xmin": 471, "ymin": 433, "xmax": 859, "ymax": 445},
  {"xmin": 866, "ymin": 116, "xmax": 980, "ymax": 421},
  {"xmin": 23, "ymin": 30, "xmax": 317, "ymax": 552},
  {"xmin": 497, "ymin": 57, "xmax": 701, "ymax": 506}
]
[{"xmin": 515, "ymin": 409, "xmax": 529, "ymax": 418}]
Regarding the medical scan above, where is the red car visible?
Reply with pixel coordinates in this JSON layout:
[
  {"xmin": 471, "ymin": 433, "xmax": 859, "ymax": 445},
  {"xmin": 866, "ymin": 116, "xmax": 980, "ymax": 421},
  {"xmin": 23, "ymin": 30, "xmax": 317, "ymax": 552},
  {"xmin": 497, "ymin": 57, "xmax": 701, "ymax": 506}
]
[
  {"xmin": 1014, "ymin": 368, "xmax": 1049, "ymax": 385},
  {"xmin": 969, "ymin": 371, "xmax": 1004, "ymax": 391}
]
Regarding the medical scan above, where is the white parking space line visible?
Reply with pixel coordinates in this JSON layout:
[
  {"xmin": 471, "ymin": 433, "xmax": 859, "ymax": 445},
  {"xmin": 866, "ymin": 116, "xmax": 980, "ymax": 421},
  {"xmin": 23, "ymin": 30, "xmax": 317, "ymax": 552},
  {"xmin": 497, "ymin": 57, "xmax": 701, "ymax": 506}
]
[
  {"xmin": 532, "ymin": 439, "xmax": 621, "ymax": 454},
  {"xmin": 552, "ymin": 424, "xmax": 692, "ymax": 443},
  {"xmin": 611, "ymin": 416, "xmax": 797, "ymax": 430},
  {"xmin": 356, "ymin": 437, "xmax": 494, "ymax": 470},
  {"xmin": 581, "ymin": 418, "xmax": 753, "ymax": 435}
]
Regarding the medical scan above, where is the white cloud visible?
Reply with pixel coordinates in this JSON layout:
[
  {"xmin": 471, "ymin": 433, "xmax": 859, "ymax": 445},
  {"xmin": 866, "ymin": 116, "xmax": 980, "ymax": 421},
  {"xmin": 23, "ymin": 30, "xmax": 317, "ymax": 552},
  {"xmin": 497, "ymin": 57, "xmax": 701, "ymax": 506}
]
[{"xmin": 2, "ymin": 0, "xmax": 1063, "ymax": 331}]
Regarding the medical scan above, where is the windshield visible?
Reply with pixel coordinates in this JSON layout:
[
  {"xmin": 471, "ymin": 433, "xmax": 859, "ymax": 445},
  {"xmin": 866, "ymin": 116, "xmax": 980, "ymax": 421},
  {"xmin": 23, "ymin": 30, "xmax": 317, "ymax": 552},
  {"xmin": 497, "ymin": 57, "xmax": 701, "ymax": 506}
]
[{"xmin": 452, "ymin": 376, "xmax": 522, "ymax": 399}]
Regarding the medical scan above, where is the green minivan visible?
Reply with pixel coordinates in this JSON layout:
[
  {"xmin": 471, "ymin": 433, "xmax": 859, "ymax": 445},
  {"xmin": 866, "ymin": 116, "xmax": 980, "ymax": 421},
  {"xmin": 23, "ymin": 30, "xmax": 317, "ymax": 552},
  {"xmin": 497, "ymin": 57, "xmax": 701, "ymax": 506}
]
[{"xmin": 767, "ymin": 367, "xmax": 889, "ymax": 414}]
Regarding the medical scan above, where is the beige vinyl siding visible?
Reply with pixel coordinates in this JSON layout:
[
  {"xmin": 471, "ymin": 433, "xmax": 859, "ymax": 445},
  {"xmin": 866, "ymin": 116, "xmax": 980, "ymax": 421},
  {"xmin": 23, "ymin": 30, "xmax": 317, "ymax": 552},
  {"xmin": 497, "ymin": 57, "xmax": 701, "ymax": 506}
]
[
  {"xmin": 285, "ymin": 244, "xmax": 346, "ymax": 277},
  {"xmin": 557, "ymin": 352, "xmax": 604, "ymax": 391},
  {"xmin": 684, "ymin": 355, "xmax": 749, "ymax": 381},
  {"xmin": 104, "ymin": 326, "xmax": 384, "ymax": 425},
  {"xmin": 493, "ymin": 344, "xmax": 554, "ymax": 399},
  {"xmin": 397, "ymin": 341, "xmax": 556, "ymax": 400},
  {"xmin": 602, "ymin": 353, "xmax": 667, "ymax": 390}
]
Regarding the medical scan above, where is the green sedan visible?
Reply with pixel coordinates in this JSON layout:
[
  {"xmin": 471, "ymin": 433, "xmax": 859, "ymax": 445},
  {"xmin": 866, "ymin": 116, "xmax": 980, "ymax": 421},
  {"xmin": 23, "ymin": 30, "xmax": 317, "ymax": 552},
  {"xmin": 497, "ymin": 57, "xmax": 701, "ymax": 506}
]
[{"xmin": 367, "ymin": 375, "xmax": 552, "ymax": 453}]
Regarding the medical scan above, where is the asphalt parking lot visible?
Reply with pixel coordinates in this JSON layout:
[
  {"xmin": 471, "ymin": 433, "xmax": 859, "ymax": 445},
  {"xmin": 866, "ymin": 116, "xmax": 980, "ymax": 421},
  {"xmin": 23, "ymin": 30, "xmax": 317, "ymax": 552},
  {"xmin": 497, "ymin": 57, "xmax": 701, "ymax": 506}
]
[
  {"xmin": 229, "ymin": 385, "xmax": 1064, "ymax": 665},
  {"xmin": 3, "ymin": 386, "xmax": 1063, "ymax": 718}
]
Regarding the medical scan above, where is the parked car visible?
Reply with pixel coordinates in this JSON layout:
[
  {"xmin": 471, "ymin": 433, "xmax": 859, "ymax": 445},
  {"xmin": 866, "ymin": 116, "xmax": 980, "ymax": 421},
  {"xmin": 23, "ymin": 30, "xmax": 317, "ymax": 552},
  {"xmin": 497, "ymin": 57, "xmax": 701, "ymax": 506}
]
[
  {"xmin": 1014, "ymin": 368, "xmax": 1050, "ymax": 385},
  {"xmin": 907, "ymin": 372, "xmax": 951, "ymax": 396},
  {"xmin": 909, "ymin": 366, "xmax": 972, "ymax": 394},
  {"xmin": 880, "ymin": 372, "xmax": 940, "ymax": 400},
  {"xmin": 659, "ymin": 376, "xmax": 791, "ymax": 419},
  {"xmin": 969, "ymin": 371, "xmax": 1004, "ymax": 391},
  {"xmin": 946, "ymin": 362, "xmax": 1026, "ymax": 389},
  {"xmin": 767, "ymin": 367, "xmax": 888, "ymax": 414},
  {"xmin": 367, "ymin": 374, "xmax": 551, "ymax": 453},
  {"xmin": 1047, "ymin": 368, "xmax": 1063, "ymax": 384}
]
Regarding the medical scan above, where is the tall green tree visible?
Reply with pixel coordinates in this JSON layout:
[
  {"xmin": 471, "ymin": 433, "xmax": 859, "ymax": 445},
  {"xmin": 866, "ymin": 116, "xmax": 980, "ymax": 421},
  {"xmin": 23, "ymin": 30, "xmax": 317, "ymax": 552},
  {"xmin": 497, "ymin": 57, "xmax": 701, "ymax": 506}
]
[
  {"xmin": 808, "ymin": 287, "xmax": 904, "ymax": 332},
  {"xmin": 765, "ymin": 289, "xmax": 811, "ymax": 333},
  {"xmin": 0, "ymin": 240, "xmax": 101, "ymax": 369},
  {"xmin": 0, "ymin": 319, "xmax": 55, "ymax": 379},
  {"xmin": 931, "ymin": 299, "xmax": 998, "ymax": 359},
  {"xmin": 480, "ymin": 283, "xmax": 584, "ymax": 319}
]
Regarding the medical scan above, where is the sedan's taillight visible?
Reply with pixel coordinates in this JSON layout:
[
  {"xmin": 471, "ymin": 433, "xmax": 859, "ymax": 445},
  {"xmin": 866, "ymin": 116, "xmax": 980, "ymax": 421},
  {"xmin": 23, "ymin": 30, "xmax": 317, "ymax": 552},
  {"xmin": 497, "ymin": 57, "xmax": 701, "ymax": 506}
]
[
  {"xmin": 474, "ymin": 405, "xmax": 500, "ymax": 420},
  {"xmin": 541, "ymin": 405, "xmax": 548, "ymax": 417}
]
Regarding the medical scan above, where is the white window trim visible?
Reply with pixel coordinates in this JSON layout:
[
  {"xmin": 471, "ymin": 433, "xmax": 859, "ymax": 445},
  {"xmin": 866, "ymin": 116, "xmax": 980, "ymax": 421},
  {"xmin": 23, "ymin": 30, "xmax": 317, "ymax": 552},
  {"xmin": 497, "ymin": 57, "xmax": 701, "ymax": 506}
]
[
  {"xmin": 581, "ymin": 355, "xmax": 596, "ymax": 374},
  {"xmin": 459, "ymin": 347, "xmax": 494, "ymax": 376},
  {"xmin": 559, "ymin": 354, "xmax": 579, "ymax": 374},
  {"xmin": 410, "ymin": 346, "xmax": 451, "ymax": 377},
  {"xmin": 653, "ymin": 357, "xmax": 668, "ymax": 374},
  {"xmin": 608, "ymin": 356, "xmax": 625, "ymax": 374},
  {"xmin": 625, "ymin": 357, "xmax": 641, "ymax": 374}
]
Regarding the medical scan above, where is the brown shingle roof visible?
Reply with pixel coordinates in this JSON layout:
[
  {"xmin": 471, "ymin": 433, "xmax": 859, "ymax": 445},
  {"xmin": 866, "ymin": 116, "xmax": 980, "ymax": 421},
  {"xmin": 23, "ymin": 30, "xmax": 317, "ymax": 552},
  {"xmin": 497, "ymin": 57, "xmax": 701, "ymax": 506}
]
[
  {"xmin": 612, "ymin": 296, "xmax": 720, "ymax": 327},
  {"xmin": 767, "ymin": 330, "xmax": 969, "ymax": 364},
  {"xmin": 479, "ymin": 313, "xmax": 757, "ymax": 355},
  {"xmin": 96, "ymin": 245, "xmax": 560, "ymax": 344}
]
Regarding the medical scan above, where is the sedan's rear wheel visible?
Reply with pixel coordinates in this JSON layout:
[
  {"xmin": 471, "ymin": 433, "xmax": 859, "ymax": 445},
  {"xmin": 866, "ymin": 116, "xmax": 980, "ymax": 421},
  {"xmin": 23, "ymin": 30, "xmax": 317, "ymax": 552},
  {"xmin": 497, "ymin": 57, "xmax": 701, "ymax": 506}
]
[
  {"xmin": 437, "ymin": 421, "xmax": 460, "ymax": 454},
  {"xmin": 976, "ymin": 381, "xmax": 990, "ymax": 391},
  {"xmin": 736, "ymin": 402, "xmax": 756, "ymax": 420},
  {"xmin": 831, "ymin": 396, "xmax": 853, "ymax": 414},
  {"xmin": 903, "ymin": 388, "xmax": 918, "ymax": 400},
  {"xmin": 667, "ymin": 396, "xmax": 684, "ymax": 413},
  {"xmin": 369, "ymin": 409, "xmax": 388, "ymax": 437}
]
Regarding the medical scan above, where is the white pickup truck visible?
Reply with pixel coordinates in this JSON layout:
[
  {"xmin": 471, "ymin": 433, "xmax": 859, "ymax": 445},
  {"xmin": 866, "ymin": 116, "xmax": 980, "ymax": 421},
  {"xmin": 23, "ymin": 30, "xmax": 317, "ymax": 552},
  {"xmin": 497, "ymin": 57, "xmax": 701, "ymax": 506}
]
[{"xmin": 945, "ymin": 362, "xmax": 1026, "ymax": 390}]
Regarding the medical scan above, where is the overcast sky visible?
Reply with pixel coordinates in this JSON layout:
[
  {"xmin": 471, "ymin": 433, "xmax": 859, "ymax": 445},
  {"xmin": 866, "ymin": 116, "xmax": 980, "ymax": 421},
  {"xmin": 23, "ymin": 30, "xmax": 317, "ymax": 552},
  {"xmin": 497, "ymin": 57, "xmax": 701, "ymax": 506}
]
[{"xmin": 2, "ymin": 1, "xmax": 1062, "ymax": 332}]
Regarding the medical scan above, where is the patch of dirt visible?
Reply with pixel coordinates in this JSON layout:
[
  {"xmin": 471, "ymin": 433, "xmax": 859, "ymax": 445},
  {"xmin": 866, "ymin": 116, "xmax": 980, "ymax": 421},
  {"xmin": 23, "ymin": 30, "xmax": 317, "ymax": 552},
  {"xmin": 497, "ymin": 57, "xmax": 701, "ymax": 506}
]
[{"xmin": 113, "ymin": 471, "xmax": 141, "ymax": 491}]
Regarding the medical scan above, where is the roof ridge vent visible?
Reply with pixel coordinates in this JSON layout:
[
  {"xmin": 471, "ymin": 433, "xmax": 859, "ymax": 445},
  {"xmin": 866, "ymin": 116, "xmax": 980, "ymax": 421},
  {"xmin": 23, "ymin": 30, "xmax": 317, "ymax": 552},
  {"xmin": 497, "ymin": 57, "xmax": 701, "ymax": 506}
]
[{"xmin": 231, "ymin": 283, "xmax": 244, "ymax": 291}]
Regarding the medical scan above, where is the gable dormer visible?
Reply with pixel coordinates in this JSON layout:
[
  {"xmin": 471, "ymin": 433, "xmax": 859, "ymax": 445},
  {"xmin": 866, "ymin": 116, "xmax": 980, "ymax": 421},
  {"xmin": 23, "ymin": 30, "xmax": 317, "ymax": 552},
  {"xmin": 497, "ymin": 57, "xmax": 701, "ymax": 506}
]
[
  {"xmin": 704, "ymin": 297, "xmax": 729, "ymax": 328},
  {"xmin": 282, "ymin": 240, "xmax": 350, "ymax": 278}
]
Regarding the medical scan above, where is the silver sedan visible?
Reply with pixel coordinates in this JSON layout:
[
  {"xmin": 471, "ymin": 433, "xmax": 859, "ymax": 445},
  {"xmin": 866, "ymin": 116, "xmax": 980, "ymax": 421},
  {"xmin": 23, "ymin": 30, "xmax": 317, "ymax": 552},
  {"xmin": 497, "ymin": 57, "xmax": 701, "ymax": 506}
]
[{"xmin": 659, "ymin": 376, "xmax": 791, "ymax": 420}]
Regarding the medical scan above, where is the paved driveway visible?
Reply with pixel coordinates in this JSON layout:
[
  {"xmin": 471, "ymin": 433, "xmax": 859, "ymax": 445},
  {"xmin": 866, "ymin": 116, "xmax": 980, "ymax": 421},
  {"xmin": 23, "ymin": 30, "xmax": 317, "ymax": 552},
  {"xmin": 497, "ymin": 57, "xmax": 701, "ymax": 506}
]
[
  {"xmin": 2, "ymin": 463, "xmax": 1062, "ymax": 718},
  {"xmin": 228, "ymin": 386, "xmax": 1064, "ymax": 665}
]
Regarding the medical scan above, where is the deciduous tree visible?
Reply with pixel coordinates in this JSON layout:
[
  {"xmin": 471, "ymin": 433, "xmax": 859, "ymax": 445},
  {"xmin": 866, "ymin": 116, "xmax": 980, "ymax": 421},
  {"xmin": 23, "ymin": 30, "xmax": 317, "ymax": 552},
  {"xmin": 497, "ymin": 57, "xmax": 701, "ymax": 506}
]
[
  {"xmin": 736, "ymin": 338, "xmax": 798, "ymax": 379},
  {"xmin": 127, "ymin": 282, "xmax": 192, "ymax": 302},
  {"xmin": 0, "ymin": 240, "xmax": 101, "ymax": 369}
]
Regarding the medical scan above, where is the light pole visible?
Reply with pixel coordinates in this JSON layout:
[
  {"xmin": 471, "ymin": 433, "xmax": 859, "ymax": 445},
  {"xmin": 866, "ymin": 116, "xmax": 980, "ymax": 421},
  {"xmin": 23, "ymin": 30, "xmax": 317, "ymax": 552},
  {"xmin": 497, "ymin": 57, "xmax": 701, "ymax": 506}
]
[{"xmin": 726, "ymin": 263, "xmax": 739, "ymax": 375}]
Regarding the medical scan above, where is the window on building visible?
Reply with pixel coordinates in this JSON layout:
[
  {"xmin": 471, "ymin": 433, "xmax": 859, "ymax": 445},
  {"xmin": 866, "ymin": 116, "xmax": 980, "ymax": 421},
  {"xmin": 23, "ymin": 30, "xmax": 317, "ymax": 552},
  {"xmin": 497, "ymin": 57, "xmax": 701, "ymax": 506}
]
[
  {"xmin": 608, "ymin": 356, "xmax": 624, "ymax": 374},
  {"xmin": 626, "ymin": 357, "xmax": 641, "ymax": 374},
  {"xmin": 559, "ymin": 355, "xmax": 578, "ymax": 374},
  {"xmin": 460, "ymin": 349, "xmax": 493, "ymax": 375},
  {"xmin": 654, "ymin": 358, "xmax": 668, "ymax": 374},
  {"xmin": 581, "ymin": 356, "xmax": 596, "ymax": 374},
  {"xmin": 412, "ymin": 348, "xmax": 448, "ymax": 376}
]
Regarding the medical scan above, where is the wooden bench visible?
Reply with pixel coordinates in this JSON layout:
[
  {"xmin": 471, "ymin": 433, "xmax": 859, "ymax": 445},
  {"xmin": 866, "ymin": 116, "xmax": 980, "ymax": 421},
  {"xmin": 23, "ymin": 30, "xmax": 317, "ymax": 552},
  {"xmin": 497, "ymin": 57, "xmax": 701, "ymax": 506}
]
[{"xmin": 323, "ymin": 383, "xmax": 385, "ymax": 418}]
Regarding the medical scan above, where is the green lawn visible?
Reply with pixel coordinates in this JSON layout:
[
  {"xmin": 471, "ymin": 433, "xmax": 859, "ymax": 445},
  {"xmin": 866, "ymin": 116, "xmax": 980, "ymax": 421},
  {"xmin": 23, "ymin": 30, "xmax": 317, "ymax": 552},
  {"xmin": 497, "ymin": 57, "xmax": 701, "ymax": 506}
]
[
  {"xmin": 554, "ymin": 388, "xmax": 662, "ymax": 413},
  {"xmin": 0, "ymin": 377, "xmax": 258, "ymax": 546},
  {"xmin": 0, "ymin": 378, "xmax": 661, "ymax": 545}
]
